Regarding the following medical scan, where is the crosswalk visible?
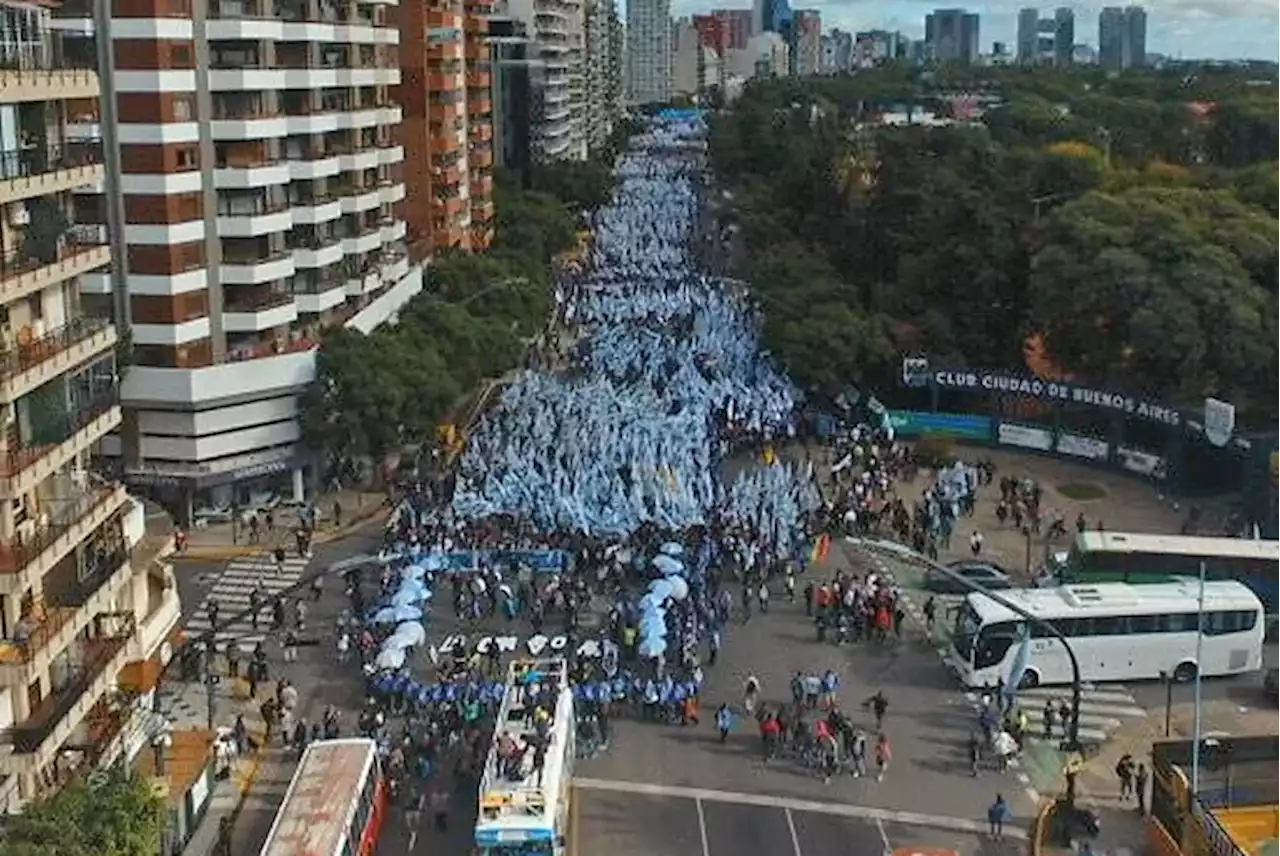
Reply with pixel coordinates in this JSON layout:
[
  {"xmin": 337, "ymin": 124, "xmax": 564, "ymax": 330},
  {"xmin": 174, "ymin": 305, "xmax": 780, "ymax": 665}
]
[
  {"xmin": 997, "ymin": 685, "xmax": 1149, "ymax": 746},
  {"xmin": 184, "ymin": 553, "xmax": 313, "ymax": 652}
]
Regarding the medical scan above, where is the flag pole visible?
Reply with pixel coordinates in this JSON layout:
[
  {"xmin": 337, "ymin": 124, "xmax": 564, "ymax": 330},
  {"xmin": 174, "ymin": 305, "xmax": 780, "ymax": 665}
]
[{"xmin": 1191, "ymin": 560, "xmax": 1206, "ymax": 794}]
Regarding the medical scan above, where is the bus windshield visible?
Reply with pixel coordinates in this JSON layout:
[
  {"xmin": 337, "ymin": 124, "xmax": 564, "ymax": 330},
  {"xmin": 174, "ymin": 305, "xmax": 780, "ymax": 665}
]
[{"xmin": 953, "ymin": 602, "xmax": 982, "ymax": 662}]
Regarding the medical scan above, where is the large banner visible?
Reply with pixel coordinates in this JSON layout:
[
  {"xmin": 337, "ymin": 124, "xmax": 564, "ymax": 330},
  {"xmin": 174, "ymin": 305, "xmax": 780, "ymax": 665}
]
[
  {"xmin": 997, "ymin": 422, "xmax": 1053, "ymax": 452},
  {"xmin": 887, "ymin": 410, "xmax": 992, "ymax": 441}
]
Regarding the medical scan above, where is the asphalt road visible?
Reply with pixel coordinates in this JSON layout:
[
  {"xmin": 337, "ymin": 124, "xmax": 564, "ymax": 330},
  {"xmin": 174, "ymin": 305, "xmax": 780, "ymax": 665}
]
[{"xmin": 574, "ymin": 786, "xmax": 1024, "ymax": 856}]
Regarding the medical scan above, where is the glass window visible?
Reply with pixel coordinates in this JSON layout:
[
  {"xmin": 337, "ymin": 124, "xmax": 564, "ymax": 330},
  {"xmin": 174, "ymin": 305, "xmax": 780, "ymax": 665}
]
[
  {"xmin": 1129, "ymin": 614, "xmax": 1157, "ymax": 633},
  {"xmin": 1092, "ymin": 616, "xmax": 1123, "ymax": 636}
]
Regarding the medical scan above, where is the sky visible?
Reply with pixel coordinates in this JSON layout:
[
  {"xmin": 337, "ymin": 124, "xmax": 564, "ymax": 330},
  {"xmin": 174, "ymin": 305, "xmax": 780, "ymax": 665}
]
[{"xmin": 663, "ymin": 0, "xmax": 1280, "ymax": 61}]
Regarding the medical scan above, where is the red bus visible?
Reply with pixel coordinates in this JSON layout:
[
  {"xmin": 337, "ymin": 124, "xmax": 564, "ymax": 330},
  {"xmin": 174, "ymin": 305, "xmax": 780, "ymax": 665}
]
[{"xmin": 259, "ymin": 738, "xmax": 387, "ymax": 856}]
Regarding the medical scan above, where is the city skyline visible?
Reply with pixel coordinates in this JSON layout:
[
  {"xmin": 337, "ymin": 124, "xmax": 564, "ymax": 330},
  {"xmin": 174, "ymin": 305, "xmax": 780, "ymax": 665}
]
[{"xmin": 660, "ymin": 0, "xmax": 1279, "ymax": 61}]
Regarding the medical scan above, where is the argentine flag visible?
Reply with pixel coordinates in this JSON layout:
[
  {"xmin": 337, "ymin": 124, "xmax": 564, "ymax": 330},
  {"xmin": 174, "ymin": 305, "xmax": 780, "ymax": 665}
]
[{"xmin": 1004, "ymin": 624, "xmax": 1033, "ymax": 709}]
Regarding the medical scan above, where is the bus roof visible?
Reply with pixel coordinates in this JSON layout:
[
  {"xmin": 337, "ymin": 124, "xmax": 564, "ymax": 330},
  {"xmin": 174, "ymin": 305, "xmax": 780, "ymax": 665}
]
[
  {"xmin": 260, "ymin": 738, "xmax": 376, "ymax": 856},
  {"xmin": 1075, "ymin": 531, "xmax": 1280, "ymax": 561},
  {"xmin": 475, "ymin": 659, "xmax": 573, "ymax": 847},
  {"xmin": 967, "ymin": 580, "xmax": 1263, "ymax": 624}
]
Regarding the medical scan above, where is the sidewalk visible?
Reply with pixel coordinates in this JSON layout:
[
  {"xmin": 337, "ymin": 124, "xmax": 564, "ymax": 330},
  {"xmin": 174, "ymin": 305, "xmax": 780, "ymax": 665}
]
[
  {"xmin": 1039, "ymin": 803, "xmax": 1147, "ymax": 856},
  {"xmin": 161, "ymin": 490, "xmax": 389, "ymax": 562},
  {"xmin": 165, "ymin": 676, "xmax": 274, "ymax": 856}
]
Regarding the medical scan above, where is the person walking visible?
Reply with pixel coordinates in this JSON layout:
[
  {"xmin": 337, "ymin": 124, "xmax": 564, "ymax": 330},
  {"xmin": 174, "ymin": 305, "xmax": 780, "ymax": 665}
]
[
  {"xmin": 873, "ymin": 733, "xmax": 892, "ymax": 782},
  {"xmin": 987, "ymin": 793, "xmax": 1012, "ymax": 839},
  {"xmin": 1135, "ymin": 763, "xmax": 1149, "ymax": 815}
]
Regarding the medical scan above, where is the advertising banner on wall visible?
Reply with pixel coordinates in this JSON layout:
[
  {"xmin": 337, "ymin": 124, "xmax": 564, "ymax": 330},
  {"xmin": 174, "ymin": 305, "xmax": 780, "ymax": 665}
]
[
  {"xmin": 1056, "ymin": 433, "xmax": 1110, "ymax": 461},
  {"xmin": 997, "ymin": 422, "xmax": 1054, "ymax": 452},
  {"xmin": 888, "ymin": 410, "xmax": 992, "ymax": 440},
  {"xmin": 1116, "ymin": 446, "xmax": 1167, "ymax": 480}
]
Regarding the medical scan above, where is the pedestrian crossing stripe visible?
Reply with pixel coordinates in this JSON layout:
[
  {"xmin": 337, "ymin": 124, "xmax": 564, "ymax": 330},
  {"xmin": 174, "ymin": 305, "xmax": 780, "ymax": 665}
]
[
  {"xmin": 991, "ymin": 684, "xmax": 1147, "ymax": 745},
  {"xmin": 183, "ymin": 554, "xmax": 313, "ymax": 652}
]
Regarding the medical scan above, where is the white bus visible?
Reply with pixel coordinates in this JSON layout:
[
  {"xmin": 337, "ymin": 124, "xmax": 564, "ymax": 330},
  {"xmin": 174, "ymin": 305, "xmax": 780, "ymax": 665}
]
[
  {"xmin": 948, "ymin": 580, "xmax": 1266, "ymax": 689},
  {"xmin": 474, "ymin": 658, "xmax": 575, "ymax": 856}
]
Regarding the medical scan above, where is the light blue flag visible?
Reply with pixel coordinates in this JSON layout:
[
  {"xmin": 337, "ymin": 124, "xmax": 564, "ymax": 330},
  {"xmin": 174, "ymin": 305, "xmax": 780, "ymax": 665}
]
[{"xmin": 1005, "ymin": 624, "xmax": 1033, "ymax": 708}]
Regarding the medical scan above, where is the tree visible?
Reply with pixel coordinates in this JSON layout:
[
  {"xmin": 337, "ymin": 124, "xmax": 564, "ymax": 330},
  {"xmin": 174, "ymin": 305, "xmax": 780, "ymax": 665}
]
[{"xmin": 0, "ymin": 771, "xmax": 164, "ymax": 856}]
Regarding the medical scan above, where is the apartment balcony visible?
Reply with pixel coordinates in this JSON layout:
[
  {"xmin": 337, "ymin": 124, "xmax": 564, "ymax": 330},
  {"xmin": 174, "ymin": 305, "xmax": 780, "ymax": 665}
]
[
  {"xmin": 0, "ymin": 60, "xmax": 99, "ymax": 105},
  {"xmin": 0, "ymin": 317, "xmax": 116, "ymax": 405},
  {"xmin": 434, "ymin": 196, "xmax": 465, "ymax": 217},
  {"xmin": 0, "ymin": 225, "xmax": 110, "ymax": 307},
  {"xmin": 426, "ymin": 72, "xmax": 463, "ymax": 92},
  {"xmin": 428, "ymin": 99, "xmax": 466, "ymax": 123},
  {"xmin": 0, "ymin": 392, "xmax": 121, "ymax": 501},
  {"xmin": 471, "ymin": 147, "xmax": 494, "ymax": 169},
  {"xmin": 378, "ymin": 250, "xmax": 410, "ymax": 283},
  {"xmin": 379, "ymin": 182, "xmax": 406, "ymax": 205},
  {"xmin": 223, "ymin": 292, "xmax": 298, "ymax": 333},
  {"xmin": 468, "ymin": 97, "xmax": 493, "ymax": 117},
  {"xmin": 342, "ymin": 226, "xmax": 383, "ymax": 256},
  {"xmin": 213, "ymin": 158, "xmax": 290, "ymax": 189},
  {"xmin": 467, "ymin": 70, "xmax": 492, "ymax": 88},
  {"xmin": 0, "ymin": 497, "xmax": 132, "ymax": 677},
  {"xmin": 211, "ymin": 106, "xmax": 289, "ymax": 143},
  {"xmin": 426, "ymin": 41, "xmax": 464, "ymax": 61},
  {"xmin": 293, "ymin": 277, "xmax": 347, "ymax": 314},
  {"xmin": 0, "ymin": 484, "xmax": 127, "ymax": 595},
  {"xmin": 470, "ymin": 174, "xmax": 493, "ymax": 197},
  {"xmin": 216, "ymin": 199, "xmax": 292, "ymax": 238},
  {"xmin": 290, "ymin": 194, "xmax": 342, "ymax": 226},
  {"xmin": 207, "ymin": 2, "xmax": 286, "ymax": 40},
  {"xmin": 431, "ymin": 134, "xmax": 462, "ymax": 156},
  {"xmin": 1, "ymin": 612, "xmax": 136, "ymax": 769},
  {"xmin": 293, "ymin": 236, "xmax": 345, "ymax": 269},
  {"xmin": 340, "ymin": 186, "xmax": 382, "ymax": 214},
  {"xmin": 463, "ymin": 15, "xmax": 489, "ymax": 34},
  {"xmin": 0, "ymin": 141, "xmax": 104, "ymax": 206},
  {"xmin": 337, "ymin": 147, "xmax": 380, "ymax": 172},
  {"xmin": 377, "ymin": 145, "xmax": 405, "ymax": 166},
  {"xmin": 380, "ymin": 218, "xmax": 406, "ymax": 244},
  {"xmin": 344, "ymin": 262, "xmax": 380, "ymax": 297},
  {"xmin": 470, "ymin": 121, "xmax": 493, "ymax": 142},
  {"xmin": 220, "ymin": 248, "xmax": 296, "ymax": 285},
  {"xmin": 286, "ymin": 149, "xmax": 342, "ymax": 181},
  {"xmin": 472, "ymin": 200, "xmax": 495, "ymax": 222}
]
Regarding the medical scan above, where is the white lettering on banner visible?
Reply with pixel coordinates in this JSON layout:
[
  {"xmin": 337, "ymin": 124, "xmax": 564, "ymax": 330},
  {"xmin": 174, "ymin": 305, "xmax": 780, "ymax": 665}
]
[
  {"xmin": 526, "ymin": 634, "xmax": 548, "ymax": 656},
  {"xmin": 437, "ymin": 634, "xmax": 465, "ymax": 654},
  {"xmin": 930, "ymin": 370, "xmax": 1183, "ymax": 426},
  {"xmin": 998, "ymin": 423, "xmax": 1053, "ymax": 452},
  {"xmin": 475, "ymin": 635, "xmax": 520, "ymax": 655},
  {"xmin": 576, "ymin": 639, "xmax": 602, "ymax": 658},
  {"xmin": 1056, "ymin": 433, "xmax": 1110, "ymax": 461},
  {"xmin": 549, "ymin": 635, "xmax": 568, "ymax": 651},
  {"xmin": 431, "ymin": 633, "xmax": 604, "ymax": 659}
]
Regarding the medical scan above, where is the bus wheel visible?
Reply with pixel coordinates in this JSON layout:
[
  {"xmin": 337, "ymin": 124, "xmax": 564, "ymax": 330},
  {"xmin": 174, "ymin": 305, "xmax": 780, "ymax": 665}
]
[
  {"xmin": 1017, "ymin": 670, "xmax": 1040, "ymax": 690},
  {"xmin": 1173, "ymin": 662, "xmax": 1198, "ymax": 683}
]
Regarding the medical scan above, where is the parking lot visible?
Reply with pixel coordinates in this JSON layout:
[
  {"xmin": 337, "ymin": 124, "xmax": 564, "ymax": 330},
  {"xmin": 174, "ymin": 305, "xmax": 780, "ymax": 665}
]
[{"xmin": 573, "ymin": 779, "xmax": 1026, "ymax": 856}]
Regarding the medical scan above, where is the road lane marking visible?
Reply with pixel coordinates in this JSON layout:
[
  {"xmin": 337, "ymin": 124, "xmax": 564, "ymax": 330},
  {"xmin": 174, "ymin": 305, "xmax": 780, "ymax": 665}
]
[
  {"xmin": 695, "ymin": 798, "xmax": 711, "ymax": 856},
  {"xmin": 573, "ymin": 778, "xmax": 1028, "ymax": 840},
  {"xmin": 569, "ymin": 785, "xmax": 581, "ymax": 856},
  {"xmin": 875, "ymin": 817, "xmax": 892, "ymax": 855},
  {"xmin": 785, "ymin": 808, "xmax": 803, "ymax": 856}
]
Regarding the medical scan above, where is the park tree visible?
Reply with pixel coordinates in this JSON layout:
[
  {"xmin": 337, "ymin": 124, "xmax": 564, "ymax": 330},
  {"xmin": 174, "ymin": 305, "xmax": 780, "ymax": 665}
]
[{"xmin": 0, "ymin": 772, "xmax": 164, "ymax": 856}]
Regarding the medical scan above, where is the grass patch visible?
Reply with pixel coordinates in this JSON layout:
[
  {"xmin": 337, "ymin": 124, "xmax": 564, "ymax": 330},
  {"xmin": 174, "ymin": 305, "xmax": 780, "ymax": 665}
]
[{"xmin": 1057, "ymin": 481, "xmax": 1108, "ymax": 501}]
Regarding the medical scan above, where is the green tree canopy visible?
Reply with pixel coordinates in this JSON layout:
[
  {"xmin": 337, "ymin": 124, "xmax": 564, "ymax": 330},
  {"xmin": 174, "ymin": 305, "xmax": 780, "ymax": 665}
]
[{"xmin": 0, "ymin": 772, "xmax": 164, "ymax": 856}]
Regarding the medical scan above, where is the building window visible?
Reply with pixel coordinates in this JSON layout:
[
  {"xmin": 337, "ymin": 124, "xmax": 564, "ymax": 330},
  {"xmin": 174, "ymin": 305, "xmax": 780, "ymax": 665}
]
[
  {"xmin": 172, "ymin": 93, "xmax": 195, "ymax": 121},
  {"xmin": 171, "ymin": 43, "xmax": 192, "ymax": 67},
  {"xmin": 176, "ymin": 147, "xmax": 197, "ymax": 169}
]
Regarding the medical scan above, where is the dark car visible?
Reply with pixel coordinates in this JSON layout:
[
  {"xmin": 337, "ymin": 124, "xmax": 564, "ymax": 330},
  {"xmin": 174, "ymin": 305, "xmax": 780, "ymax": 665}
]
[{"xmin": 923, "ymin": 561, "xmax": 1014, "ymax": 595}]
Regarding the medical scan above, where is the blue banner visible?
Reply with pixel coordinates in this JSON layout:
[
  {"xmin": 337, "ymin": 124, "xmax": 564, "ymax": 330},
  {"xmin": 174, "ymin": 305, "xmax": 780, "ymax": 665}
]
[
  {"xmin": 383, "ymin": 547, "xmax": 573, "ymax": 574},
  {"xmin": 888, "ymin": 410, "xmax": 992, "ymax": 441}
]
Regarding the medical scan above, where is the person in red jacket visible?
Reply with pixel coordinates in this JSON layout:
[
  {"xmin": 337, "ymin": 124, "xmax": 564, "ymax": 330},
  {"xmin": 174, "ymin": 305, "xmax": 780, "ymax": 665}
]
[{"xmin": 760, "ymin": 711, "xmax": 782, "ymax": 762}]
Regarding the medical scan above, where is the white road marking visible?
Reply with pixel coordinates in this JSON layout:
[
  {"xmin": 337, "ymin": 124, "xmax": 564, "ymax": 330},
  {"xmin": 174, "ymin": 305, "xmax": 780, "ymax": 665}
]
[
  {"xmin": 785, "ymin": 808, "xmax": 803, "ymax": 856},
  {"xmin": 695, "ymin": 798, "xmax": 712, "ymax": 856},
  {"xmin": 875, "ymin": 816, "xmax": 892, "ymax": 855},
  {"xmin": 573, "ymin": 777, "xmax": 1028, "ymax": 840}
]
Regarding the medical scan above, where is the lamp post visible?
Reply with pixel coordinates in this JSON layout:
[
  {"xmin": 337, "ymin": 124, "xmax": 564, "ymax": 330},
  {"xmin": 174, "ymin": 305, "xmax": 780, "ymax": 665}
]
[
  {"xmin": 1191, "ymin": 560, "xmax": 1206, "ymax": 793},
  {"xmin": 1159, "ymin": 670, "xmax": 1173, "ymax": 737}
]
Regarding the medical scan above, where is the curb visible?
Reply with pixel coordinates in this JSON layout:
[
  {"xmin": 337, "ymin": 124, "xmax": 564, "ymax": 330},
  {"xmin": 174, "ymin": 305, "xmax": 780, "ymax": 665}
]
[{"xmin": 175, "ymin": 505, "xmax": 389, "ymax": 562}]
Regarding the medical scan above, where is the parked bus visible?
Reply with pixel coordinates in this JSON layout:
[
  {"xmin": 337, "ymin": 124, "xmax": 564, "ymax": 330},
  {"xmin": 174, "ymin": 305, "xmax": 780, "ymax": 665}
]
[
  {"xmin": 475, "ymin": 658, "xmax": 575, "ymax": 856},
  {"xmin": 1055, "ymin": 531, "xmax": 1280, "ymax": 617},
  {"xmin": 260, "ymin": 738, "xmax": 386, "ymax": 856},
  {"xmin": 948, "ymin": 580, "xmax": 1266, "ymax": 689}
]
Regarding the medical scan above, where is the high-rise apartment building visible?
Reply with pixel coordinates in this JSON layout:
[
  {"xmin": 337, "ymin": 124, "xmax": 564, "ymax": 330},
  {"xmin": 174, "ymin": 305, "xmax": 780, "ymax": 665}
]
[
  {"xmin": 789, "ymin": 9, "xmax": 821, "ymax": 76},
  {"xmin": 752, "ymin": 0, "xmax": 791, "ymax": 37},
  {"xmin": 488, "ymin": 16, "xmax": 537, "ymax": 175},
  {"xmin": 52, "ymin": 0, "xmax": 421, "ymax": 516},
  {"xmin": 0, "ymin": 0, "xmax": 182, "ymax": 808},
  {"xmin": 502, "ymin": 0, "xmax": 587, "ymax": 159},
  {"xmin": 624, "ymin": 0, "xmax": 671, "ymax": 106},
  {"xmin": 583, "ymin": 0, "xmax": 620, "ymax": 153},
  {"xmin": 1016, "ymin": 7, "xmax": 1073, "ymax": 66},
  {"xmin": 398, "ymin": 0, "xmax": 496, "ymax": 257},
  {"xmin": 692, "ymin": 10, "xmax": 751, "ymax": 52},
  {"xmin": 852, "ymin": 29, "xmax": 899, "ymax": 68},
  {"xmin": 925, "ymin": 8, "xmax": 979, "ymax": 63},
  {"xmin": 1099, "ymin": 6, "xmax": 1145, "ymax": 69}
]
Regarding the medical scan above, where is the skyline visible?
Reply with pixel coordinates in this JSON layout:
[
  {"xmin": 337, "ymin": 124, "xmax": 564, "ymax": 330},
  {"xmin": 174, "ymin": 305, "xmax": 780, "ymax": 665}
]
[{"xmin": 662, "ymin": 0, "xmax": 1280, "ymax": 61}]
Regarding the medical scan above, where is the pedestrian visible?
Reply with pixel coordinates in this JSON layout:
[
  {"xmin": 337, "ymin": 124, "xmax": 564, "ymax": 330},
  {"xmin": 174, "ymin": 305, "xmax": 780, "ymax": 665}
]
[
  {"xmin": 226, "ymin": 643, "xmax": 240, "ymax": 679},
  {"xmin": 923, "ymin": 596, "xmax": 936, "ymax": 632},
  {"xmin": 967, "ymin": 731, "xmax": 981, "ymax": 777},
  {"xmin": 333, "ymin": 500, "xmax": 343, "ymax": 528},
  {"xmin": 1043, "ymin": 700, "xmax": 1054, "ymax": 740},
  {"xmin": 274, "ymin": 545, "xmax": 286, "ymax": 576},
  {"xmin": 715, "ymin": 704, "xmax": 733, "ymax": 742},
  {"xmin": 249, "ymin": 585, "xmax": 263, "ymax": 630},
  {"xmin": 283, "ymin": 630, "xmax": 298, "ymax": 663},
  {"xmin": 1135, "ymin": 763, "xmax": 1148, "ymax": 814},
  {"xmin": 987, "ymin": 793, "xmax": 1011, "ymax": 839},
  {"xmin": 970, "ymin": 530, "xmax": 984, "ymax": 556},
  {"xmin": 430, "ymin": 787, "xmax": 450, "ymax": 832},
  {"xmin": 873, "ymin": 733, "xmax": 892, "ymax": 782},
  {"xmin": 1116, "ymin": 754, "xmax": 1134, "ymax": 800}
]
